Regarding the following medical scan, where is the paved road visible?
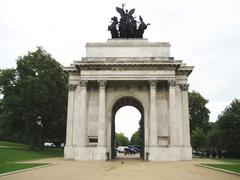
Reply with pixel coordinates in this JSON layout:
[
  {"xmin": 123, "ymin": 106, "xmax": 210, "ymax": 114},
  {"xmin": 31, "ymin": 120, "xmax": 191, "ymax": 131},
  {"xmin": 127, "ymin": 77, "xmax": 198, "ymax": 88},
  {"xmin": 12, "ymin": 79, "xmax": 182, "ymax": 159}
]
[{"xmin": 1, "ymin": 158, "xmax": 239, "ymax": 180}]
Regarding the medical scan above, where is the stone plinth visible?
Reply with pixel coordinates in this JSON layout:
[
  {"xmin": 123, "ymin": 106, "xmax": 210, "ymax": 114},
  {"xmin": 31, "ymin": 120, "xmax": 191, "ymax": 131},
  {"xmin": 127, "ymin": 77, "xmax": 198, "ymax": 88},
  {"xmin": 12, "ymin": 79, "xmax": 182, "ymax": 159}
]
[{"xmin": 86, "ymin": 39, "xmax": 170, "ymax": 58}]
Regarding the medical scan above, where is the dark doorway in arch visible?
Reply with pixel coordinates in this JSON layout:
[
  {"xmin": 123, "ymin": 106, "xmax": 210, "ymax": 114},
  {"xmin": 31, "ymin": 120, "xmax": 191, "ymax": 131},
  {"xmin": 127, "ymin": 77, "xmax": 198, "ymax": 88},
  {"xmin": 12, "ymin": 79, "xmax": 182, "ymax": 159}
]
[{"xmin": 111, "ymin": 96, "xmax": 144, "ymax": 160}]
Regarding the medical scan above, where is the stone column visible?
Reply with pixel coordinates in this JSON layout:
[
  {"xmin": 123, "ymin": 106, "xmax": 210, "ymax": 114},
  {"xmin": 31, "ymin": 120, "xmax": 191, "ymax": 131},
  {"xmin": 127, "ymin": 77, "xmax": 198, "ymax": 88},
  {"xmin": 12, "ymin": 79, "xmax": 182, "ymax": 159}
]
[
  {"xmin": 65, "ymin": 84, "xmax": 76, "ymax": 147},
  {"xmin": 97, "ymin": 80, "xmax": 107, "ymax": 147},
  {"xmin": 180, "ymin": 84, "xmax": 191, "ymax": 147},
  {"xmin": 79, "ymin": 80, "xmax": 88, "ymax": 146},
  {"xmin": 149, "ymin": 80, "xmax": 158, "ymax": 147},
  {"xmin": 168, "ymin": 79, "xmax": 177, "ymax": 146},
  {"xmin": 72, "ymin": 84, "xmax": 81, "ymax": 146}
]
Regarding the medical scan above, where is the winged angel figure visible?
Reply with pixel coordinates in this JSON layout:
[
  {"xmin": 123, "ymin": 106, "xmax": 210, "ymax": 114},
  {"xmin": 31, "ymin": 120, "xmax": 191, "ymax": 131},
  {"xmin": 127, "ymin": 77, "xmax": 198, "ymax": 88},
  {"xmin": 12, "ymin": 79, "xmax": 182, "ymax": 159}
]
[{"xmin": 116, "ymin": 4, "xmax": 137, "ymax": 38}]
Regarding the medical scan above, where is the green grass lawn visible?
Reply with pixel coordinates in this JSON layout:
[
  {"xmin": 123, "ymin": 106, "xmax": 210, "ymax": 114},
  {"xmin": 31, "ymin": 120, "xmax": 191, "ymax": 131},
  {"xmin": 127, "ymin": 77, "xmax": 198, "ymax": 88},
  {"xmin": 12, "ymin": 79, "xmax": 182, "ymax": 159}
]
[
  {"xmin": 0, "ymin": 163, "xmax": 47, "ymax": 174},
  {"xmin": 202, "ymin": 158, "xmax": 240, "ymax": 174},
  {"xmin": 0, "ymin": 141, "xmax": 63, "ymax": 174}
]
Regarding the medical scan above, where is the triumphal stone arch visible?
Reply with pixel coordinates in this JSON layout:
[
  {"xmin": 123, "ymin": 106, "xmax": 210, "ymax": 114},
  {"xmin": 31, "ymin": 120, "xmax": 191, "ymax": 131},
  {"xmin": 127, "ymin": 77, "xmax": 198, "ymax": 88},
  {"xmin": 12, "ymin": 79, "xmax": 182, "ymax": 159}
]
[{"xmin": 64, "ymin": 39, "xmax": 193, "ymax": 161}]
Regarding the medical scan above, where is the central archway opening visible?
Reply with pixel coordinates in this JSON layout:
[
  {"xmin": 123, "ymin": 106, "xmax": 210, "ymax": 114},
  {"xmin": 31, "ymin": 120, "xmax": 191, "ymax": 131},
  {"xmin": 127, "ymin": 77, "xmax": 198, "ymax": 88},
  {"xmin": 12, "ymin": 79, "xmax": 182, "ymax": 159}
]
[{"xmin": 111, "ymin": 96, "xmax": 144, "ymax": 160}]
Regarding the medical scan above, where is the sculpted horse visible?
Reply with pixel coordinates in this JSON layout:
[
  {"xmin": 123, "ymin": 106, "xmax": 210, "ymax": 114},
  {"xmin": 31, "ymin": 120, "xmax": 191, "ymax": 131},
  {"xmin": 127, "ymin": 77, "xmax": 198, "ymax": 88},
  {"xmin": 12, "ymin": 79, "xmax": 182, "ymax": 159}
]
[
  {"xmin": 108, "ymin": 16, "xmax": 119, "ymax": 38},
  {"xmin": 137, "ymin": 16, "xmax": 150, "ymax": 38}
]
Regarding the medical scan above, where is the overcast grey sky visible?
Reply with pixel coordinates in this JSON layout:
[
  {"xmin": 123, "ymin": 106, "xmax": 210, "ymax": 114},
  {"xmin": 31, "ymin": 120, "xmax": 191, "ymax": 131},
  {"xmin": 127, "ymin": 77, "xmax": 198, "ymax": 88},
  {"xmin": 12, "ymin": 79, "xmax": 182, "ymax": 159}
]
[{"xmin": 1, "ymin": 0, "xmax": 240, "ymax": 138}]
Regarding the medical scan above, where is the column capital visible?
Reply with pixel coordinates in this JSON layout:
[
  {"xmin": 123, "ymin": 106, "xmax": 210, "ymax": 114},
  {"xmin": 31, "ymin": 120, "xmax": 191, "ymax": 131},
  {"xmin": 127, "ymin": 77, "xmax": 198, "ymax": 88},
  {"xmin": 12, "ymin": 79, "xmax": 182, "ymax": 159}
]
[
  {"xmin": 180, "ymin": 84, "xmax": 189, "ymax": 91},
  {"xmin": 68, "ymin": 84, "xmax": 77, "ymax": 91},
  {"xmin": 149, "ymin": 80, "xmax": 158, "ymax": 88},
  {"xmin": 168, "ymin": 79, "xmax": 176, "ymax": 86},
  {"xmin": 80, "ymin": 80, "xmax": 88, "ymax": 87},
  {"xmin": 98, "ymin": 80, "xmax": 107, "ymax": 88}
]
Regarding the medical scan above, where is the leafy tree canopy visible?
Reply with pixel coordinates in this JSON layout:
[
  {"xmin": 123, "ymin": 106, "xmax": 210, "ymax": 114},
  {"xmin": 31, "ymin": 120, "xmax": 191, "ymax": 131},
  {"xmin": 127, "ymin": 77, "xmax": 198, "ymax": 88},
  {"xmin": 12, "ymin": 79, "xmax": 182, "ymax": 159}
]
[
  {"xmin": 130, "ymin": 131, "xmax": 141, "ymax": 145},
  {"xmin": 115, "ymin": 132, "xmax": 129, "ymax": 146},
  {"xmin": 207, "ymin": 123, "xmax": 222, "ymax": 150},
  {"xmin": 0, "ymin": 47, "xmax": 68, "ymax": 148},
  {"xmin": 189, "ymin": 91, "xmax": 210, "ymax": 134},
  {"xmin": 216, "ymin": 99, "xmax": 240, "ymax": 153},
  {"xmin": 191, "ymin": 127, "xmax": 207, "ymax": 151}
]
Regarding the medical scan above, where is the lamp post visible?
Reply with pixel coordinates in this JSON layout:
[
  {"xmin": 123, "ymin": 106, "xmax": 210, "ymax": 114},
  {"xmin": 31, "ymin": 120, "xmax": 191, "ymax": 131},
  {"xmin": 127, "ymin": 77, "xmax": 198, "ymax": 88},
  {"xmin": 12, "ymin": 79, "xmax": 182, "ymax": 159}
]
[{"xmin": 36, "ymin": 115, "xmax": 43, "ymax": 148}]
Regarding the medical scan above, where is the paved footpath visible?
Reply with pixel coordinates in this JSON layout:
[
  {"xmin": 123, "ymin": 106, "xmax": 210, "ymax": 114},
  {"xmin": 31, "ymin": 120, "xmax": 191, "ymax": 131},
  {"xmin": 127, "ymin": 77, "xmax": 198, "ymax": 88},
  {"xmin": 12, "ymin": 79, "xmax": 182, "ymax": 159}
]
[{"xmin": 0, "ymin": 158, "xmax": 239, "ymax": 180}]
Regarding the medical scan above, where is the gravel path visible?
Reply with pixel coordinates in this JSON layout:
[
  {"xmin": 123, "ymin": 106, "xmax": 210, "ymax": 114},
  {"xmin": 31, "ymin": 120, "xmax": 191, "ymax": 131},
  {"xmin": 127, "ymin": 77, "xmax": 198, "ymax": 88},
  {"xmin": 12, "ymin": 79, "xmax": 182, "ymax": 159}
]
[{"xmin": 0, "ymin": 158, "xmax": 239, "ymax": 180}]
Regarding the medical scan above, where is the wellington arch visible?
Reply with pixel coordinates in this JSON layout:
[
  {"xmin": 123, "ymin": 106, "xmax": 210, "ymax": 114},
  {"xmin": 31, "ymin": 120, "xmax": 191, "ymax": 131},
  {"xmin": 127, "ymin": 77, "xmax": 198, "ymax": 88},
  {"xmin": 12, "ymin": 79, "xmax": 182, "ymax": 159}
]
[{"xmin": 64, "ymin": 39, "xmax": 194, "ymax": 161}]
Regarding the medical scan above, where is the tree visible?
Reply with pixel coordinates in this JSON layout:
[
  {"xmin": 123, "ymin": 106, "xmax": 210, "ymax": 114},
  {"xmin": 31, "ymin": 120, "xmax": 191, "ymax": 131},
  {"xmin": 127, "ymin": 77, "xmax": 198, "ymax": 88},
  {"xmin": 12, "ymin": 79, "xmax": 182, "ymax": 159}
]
[
  {"xmin": 115, "ymin": 133, "xmax": 129, "ymax": 146},
  {"xmin": 130, "ymin": 118, "xmax": 144, "ymax": 158},
  {"xmin": 191, "ymin": 128, "xmax": 207, "ymax": 151},
  {"xmin": 0, "ymin": 68, "xmax": 25, "ymax": 142},
  {"xmin": 0, "ymin": 47, "xmax": 68, "ymax": 148},
  {"xmin": 189, "ymin": 91, "xmax": 210, "ymax": 134},
  {"xmin": 207, "ymin": 123, "xmax": 222, "ymax": 151},
  {"xmin": 217, "ymin": 99, "xmax": 240, "ymax": 155},
  {"xmin": 130, "ymin": 131, "xmax": 141, "ymax": 145}
]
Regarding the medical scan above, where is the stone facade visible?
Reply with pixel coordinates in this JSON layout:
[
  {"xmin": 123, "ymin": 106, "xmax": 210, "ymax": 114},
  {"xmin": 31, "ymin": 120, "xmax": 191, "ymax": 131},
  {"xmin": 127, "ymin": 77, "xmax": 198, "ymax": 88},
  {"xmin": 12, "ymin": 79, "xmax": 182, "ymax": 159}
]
[{"xmin": 64, "ymin": 39, "xmax": 194, "ymax": 161}]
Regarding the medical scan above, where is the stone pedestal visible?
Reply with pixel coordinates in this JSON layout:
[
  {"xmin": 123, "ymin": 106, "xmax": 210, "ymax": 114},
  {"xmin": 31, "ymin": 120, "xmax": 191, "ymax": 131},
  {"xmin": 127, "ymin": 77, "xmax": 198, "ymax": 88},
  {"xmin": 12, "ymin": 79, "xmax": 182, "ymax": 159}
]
[{"xmin": 64, "ymin": 39, "xmax": 193, "ymax": 161}]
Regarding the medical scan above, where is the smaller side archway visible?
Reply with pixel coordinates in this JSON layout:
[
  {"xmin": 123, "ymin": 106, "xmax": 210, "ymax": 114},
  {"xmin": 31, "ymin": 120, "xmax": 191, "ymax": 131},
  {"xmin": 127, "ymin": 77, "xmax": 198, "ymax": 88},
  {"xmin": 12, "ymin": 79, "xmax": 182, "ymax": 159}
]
[{"xmin": 111, "ymin": 96, "xmax": 145, "ymax": 160}]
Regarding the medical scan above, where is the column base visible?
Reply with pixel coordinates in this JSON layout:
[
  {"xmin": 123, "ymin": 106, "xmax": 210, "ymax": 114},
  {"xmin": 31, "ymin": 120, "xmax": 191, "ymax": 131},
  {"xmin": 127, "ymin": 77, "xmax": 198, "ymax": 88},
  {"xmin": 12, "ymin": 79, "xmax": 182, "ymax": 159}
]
[
  {"xmin": 64, "ymin": 145, "xmax": 74, "ymax": 160},
  {"xmin": 65, "ymin": 146, "xmax": 192, "ymax": 161},
  {"xmin": 65, "ymin": 146, "xmax": 108, "ymax": 161},
  {"xmin": 148, "ymin": 146, "xmax": 192, "ymax": 161}
]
